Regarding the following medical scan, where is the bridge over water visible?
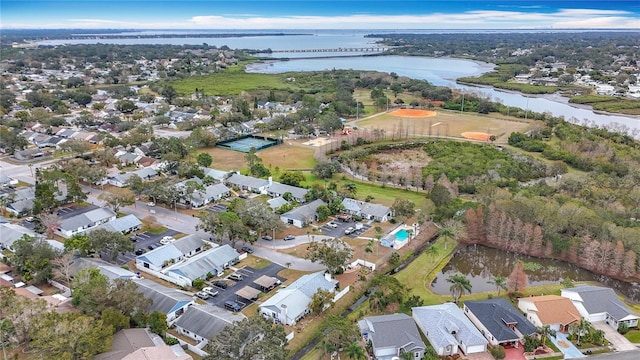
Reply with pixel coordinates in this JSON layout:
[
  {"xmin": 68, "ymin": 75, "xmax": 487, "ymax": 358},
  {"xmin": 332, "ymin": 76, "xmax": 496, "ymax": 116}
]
[{"xmin": 270, "ymin": 47, "xmax": 389, "ymax": 53}]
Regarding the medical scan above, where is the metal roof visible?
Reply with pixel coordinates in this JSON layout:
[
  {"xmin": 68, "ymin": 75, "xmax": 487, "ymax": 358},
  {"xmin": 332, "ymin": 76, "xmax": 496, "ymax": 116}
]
[{"xmin": 235, "ymin": 286, "xmax": 261, "ymax": 301}]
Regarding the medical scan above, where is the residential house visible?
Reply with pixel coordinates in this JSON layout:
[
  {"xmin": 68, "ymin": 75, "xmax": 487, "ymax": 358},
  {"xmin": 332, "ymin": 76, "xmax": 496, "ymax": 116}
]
[
  {"xmin": 463, "ymin": 298, "xmax": 537, "ymax": 348},
  {"xmin": 164, "ymin": 245, "xmax": 240, "ymax": 287},
  {"xmin": 357, "ymin": 313, "xmax": 426, "ymax": 360},
  {"xmin": 57, "ymin": 207, "xmax": 117, "ymax": 238},
  {"xmin": 225, "ymin": 173, "xmax": 270, "ymax": 193},
  {"xmin": 267, "ymin": 196, "xmax": 289, "ymax": 211},
  {"xmin": 259, "ymin": 271, "xmax": 338, "ymax": 326},
  {"xmin": 13, "ymin": 148, "xmax": 47, "ymax": 161},
  {"xmin": 280, "ymin": 199, "xmax": 326, "ymax": 228},
  {"xmin": 2, "ymin": 186, "xmax": 68, "ymax": 217},
  {"xmin": 412, "ymin": 303, "xmax": 488, "ymax": 356},
  {"xmin": 0, "ymin": 173, "xmax": 18, "ymax": 188},
  {"xmin": 266, "ymin": 180, "xmax": 308, "ymax": 203},
  {"xmin": 0, "ymin": 223, "xmax": 38, "ymax": 252},
  {"xmin": 70, "ymin": 257, "xmax": 138, "ymax": 281},
  {"xmin": 108, "ymin": 167, "xmax": 158, "ymax": 187},
  {"xmin": 518, "ymin": 295, "xmax": 582, "ymax": 332},
  {"xmin": 341, "ymin": 198, "xmax": 392, "ymax": 222},
  {"xmin": 117, "ymin": 152, "xmax": 142, "ymax": 166},
  {"xmin": 175, "ymin": 305, "xmax": 245, "ymax": 345},
  {"xmin": 200, "ymin": 167, "xmax": 231, "ymax": 182},
  {"xmin": 134, "ymin": 278, "xmax": 194, "ymax": 323},
  {"xmin": 136, "ymin": 235, "xmax": 207, "ymax": 272},
  {"xmin": 95, "ymin": 328, "xmax": 192, "ymax": 360},
  {"xmin": 561, "ymin": 286, "xmax": 639, "ymax": 329},
  {"xmin": 92, "ymin": 214, "xmax": 142, "ymax": 234},
  {"xmin": 175, "ymin": 178, "xmax": 230, "ymax": 208}
]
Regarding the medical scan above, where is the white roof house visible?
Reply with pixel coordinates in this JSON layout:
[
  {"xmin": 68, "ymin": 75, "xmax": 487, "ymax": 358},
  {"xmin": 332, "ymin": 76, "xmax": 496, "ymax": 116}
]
[
  {"xmin": 225, "ymin": 173, "xmax": 269, "ymax": 193},
  {"xmin": 92, "ymin": 214, "xmax": 142, "ymax": 234},
  {"xmin": 259, "ymin": 271, "xmax": 337, "ymax": 326},
  {"xmin": 357, "ymin": 313, "xmax": 426, "ymax": 360},
  {"xmin": 135, "ymin": 235, "xmax": 207, "ymax": 272},
  {"xmin": 342, "ymin": 198, "xmax": 392, "ymax": 222},
  {"xmin": 134, "ymin": 278, "xmax": 194, "ymax": 323},
  {"xmin": 280, "ymin": 199, "xmax": 326, "ymax": 228},
  {"xmin": 412, "ymin": 303, "xmax": 488, "ymax": 356},
  {"xmin": 57, "ymin": 208, "xmax": 117, "ymax": 238}
]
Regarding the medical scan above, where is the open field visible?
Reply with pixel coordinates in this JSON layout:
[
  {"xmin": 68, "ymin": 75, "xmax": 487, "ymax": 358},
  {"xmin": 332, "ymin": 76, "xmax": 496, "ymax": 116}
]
[
  {"xmin": 198, "ymin": 138, "xmax": 318, "ymax": 171},
  {"xmin": 356, "ymin": 109, "xmax": 530, "ymax": 143}
]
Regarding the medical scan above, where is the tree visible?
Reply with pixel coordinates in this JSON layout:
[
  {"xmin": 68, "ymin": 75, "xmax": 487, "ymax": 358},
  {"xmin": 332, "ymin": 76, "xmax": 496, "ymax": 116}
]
[
  {"xmin": 389, "ymin": 251, "xmax": 401, "ymax": 267},
  {"xmin": 536, "ymin": 325, "xmax": 556, "ymax": 348},
  {"xmin": 204, "ymin": 316, "xmax": 288, "ymax": 360},
  {"xmin": 148, "ymin": 311, "xmax": 168, "ymax": 338},
  {"xmin": 125, "ymin": 174, "xmax": 145, "ymax": 196},
  {"xmin": 64, "ymin": 234, "xmax": 92, "ymax": 256},
  {"xmin": 320, "ymin": 315, "xmax": 359, "ymax": 354},
  {"xmin": 439, "ymin": 219, "xmax": 465, "ymax": 249},
  {"xmin": 101, "ymin": 308, "xmax": 130, "ymax": 334},
  {"xmin": 196, "ymin": 152, "xmax": 213, "ymax": 167},
  {"xmin": 344, "ymin": 342, "xmax": 366, "ymax": 360},
  {"xmin": 198, "ymin": 210, "xmax": 249, "ymax": 247},
  {"xmin": 116, "ymin": 99, "xmax": 137, "ymax": 113},
  {"xmin": 316, "ymin": 204, "xmax": 331, "ymax": 222},
  {"xmin": 429, "ymin": 183, "xmax": 453, "ymax": 206},
  {"xmin": 569, "ymin": 318, "xmax": 591, "ymax": 346},
  {"xmin": 10, "ymin": 235, "xmax": 60, "ymax": 284},
  {"xmin": 306, "ymin": 237, "xmax": 353, "ymax": 275},
  {"xmin": 488, "ymin": 275, "xmax": 507, "ymax": 296},
  {"xmin": 313, "ymin": 161, "xmax": 341, "ymax": 179},
  {"xmin": 507, "ymin": 261, "xmax": 527, "ymax": 292},
  {"xmin": 279, "ymin": 171, "xmax": 305, "ymax": 187},
  {"xmin": 30, "ymin": 312, "xmax": 112, "ymax": 359},
  {"xmin": 0, "ymin": 287, "xmax": 48, "ymax": 350},
  {"xmin": 392, "ymin": 198, "xmax": 415, "ymax": 220},
  {"xmin": 99, "ymin": 187, "xmax": 136, "ymax": 213},
  {"xmin": 309, "ymin": 288, "xmax": 335, "ymax": 314},
  {"xmin": 235, "ymin": 198, "xmax": 283, "ymax": 241},
  {"xmin": 446, "ymin": 273, "xmax": 472, "ymax": 304},
  {"xmin": 88, "ymin": 229, "xmax": 134, "ymax": 261}
]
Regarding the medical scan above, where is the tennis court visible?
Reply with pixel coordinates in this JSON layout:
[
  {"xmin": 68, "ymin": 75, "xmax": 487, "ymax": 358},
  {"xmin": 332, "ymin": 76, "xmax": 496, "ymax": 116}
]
[{"xmin": 216, "ymin": 135, "xmax": 281, "ymax": 153}]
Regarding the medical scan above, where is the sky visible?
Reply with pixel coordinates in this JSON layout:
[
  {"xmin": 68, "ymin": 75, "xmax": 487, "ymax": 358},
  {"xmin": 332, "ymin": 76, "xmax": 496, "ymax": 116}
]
[{"xmin": 2, "ymin": 0, "xmax": 639, "ymax": 30}]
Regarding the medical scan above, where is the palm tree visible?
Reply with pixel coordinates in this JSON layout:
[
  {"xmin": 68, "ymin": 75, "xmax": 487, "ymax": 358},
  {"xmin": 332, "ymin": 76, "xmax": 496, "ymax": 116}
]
[
  {"xmin": 536, "ymin": 325, "xmax": 557, "ymax": 348},
  {"xmin": 570, "ymin": 318, "xmax": 591, "ymax": 345},
  {"xmin": 439, "ymin": 219, "xmax": 465, "ymax": 250},
  {"xmin": 344, "ymin": 342, "xmax": 366, "ymax": 360},
  {"xmin": 488, "ymin": 275, "xmax": 507, "ymax": 296},
  {"xmin": 446, "ymin": 273, "xmax": 472, "ymax": 304}
]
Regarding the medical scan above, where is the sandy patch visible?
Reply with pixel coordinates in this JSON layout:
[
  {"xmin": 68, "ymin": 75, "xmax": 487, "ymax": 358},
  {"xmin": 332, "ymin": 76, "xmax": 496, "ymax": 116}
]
[
  {"xmin": 302, "ymin": 138, "xmax": 336, "ymax": 147},
  {"xmin": 388, "ymin": 109, "xmax": 437, "ymax": 117},
  {"xmin": 461, "ymin": 132, "xmax": 492, "ymax": 141}
]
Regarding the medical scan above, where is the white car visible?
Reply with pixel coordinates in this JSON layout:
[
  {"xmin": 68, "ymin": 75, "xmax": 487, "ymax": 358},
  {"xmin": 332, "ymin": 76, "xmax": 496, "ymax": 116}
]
[
  {"xmin": 159, "ymin": 236, "xmax": 175, "ymax": 245},
  {"xmin": 202, "ymin": 287, "xmax": 219, "ymax": 297},
  {"xmin": 327, "ymin": 222, "xmax": 338, "ymax": 228},
  {"xmin": 147, "ymin": 202, "xmax": 156, "ymax": 207}
]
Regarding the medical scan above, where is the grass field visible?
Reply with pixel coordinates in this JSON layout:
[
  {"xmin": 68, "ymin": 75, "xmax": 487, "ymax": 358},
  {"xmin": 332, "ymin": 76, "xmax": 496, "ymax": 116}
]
[
  {"xmin": 169, "ymin": 64, "xmax": 300, "ymax": 96},
  {"xmin": 356, "ymin": 109, "xmax": 530, "ymax": 143},
  {"xmin": 198, "ymin": 138, "xmax": 318, "ymax": 171}
]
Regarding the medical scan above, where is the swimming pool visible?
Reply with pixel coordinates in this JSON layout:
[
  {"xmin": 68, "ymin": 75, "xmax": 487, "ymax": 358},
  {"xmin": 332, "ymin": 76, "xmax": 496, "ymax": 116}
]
[{"xmin": 395, "ymin": 229, "xmax": 409, "ymax": 242}]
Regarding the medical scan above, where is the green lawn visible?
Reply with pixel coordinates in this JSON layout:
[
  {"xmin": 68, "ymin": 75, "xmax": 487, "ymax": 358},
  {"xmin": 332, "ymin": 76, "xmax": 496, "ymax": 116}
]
[
  {"xmin": 169, "ymin": 64, "xmax": 300, "ymax": 96},
  {"xmin": 624, "ymin": 329, "xmax": 640, "ymax": 343}
]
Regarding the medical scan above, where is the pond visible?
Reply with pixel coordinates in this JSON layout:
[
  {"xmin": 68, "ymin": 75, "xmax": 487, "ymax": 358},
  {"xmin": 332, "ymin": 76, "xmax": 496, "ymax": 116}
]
[{"xmin": 430, "ymin": 245, "xmax": 640, "ymax": 302}]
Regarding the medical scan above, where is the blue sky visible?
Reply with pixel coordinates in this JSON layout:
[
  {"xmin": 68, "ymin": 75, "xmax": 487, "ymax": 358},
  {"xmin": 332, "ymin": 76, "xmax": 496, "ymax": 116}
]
[{"xmin": 2, "ymin": 1, "xmax": 639, "ymax": 29}]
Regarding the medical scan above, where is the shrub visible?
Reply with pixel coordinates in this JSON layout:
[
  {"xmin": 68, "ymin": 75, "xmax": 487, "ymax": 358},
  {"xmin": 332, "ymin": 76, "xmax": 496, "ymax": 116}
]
[
  {"xmin": 619, "ymin": 322, "xmax": 629, "ymax": 334},
  {"xmin": 165, "ymin": 336, "xmax": 179, "ymax": 345},
  {"xmin": 192, "ymin": 278, "xmax": 205, "ymax": 290},
  {"xmin": 489, "ymin": 345, "xmax": 506, "ymax": 360}
]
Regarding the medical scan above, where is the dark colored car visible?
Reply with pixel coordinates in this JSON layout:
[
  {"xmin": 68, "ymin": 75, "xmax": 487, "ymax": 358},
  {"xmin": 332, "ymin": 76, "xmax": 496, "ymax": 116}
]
[
  {"xmin": 147, "ymin": 244, "xmax": 155, "ymax": 250},
  {"xmin": 284, "ymin": 235, "xmax": 295, "ymax": 241},
  {"xmin": 135, "ymin": 249, "xmax": 145, "ymax": 255},
  {"xmin": 261, "ymin": 235, "xmax": 273, "ymax": 241},
  {"xmin": 213, "ymin": 280, "xmax": 228, "ymax": 289},
  {"xmin": 241, "ymin": 246, "xmax": 254, "ymax": 254}
]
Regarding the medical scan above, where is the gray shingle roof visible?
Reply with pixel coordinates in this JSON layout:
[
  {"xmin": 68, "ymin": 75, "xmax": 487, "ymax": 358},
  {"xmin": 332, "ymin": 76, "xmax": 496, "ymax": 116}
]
[
  {"xmin": 134, "ymin": 278, "xmax": 193, "ymax": 314},
  {"xmin": 281, "ymin": 199, "xmax": 325, "ymax": 222},
  {"xmin": 0, "ymin": 223, "xmax": 36, "ymax": 250},
  {"xmin": 267, "ymin": 182, "xmax": 308, "ymax": 200},
  {"xmin": 166, "ymin": 245, "xmax": 239, "ymax": 280},
  {"xmin": 464, "ymin": 298, "xmax": 536, "ymax": 342},
  {"xmin": 563, "ymin": 285, "xmax": 639, "ymax": 321},
  {"xmin": 358, "ymin": 313, "xmax": 425, "ymax": 354},
  {"xmin": 175, "ymin": 305, "xmax": 245, "ymax": 340},
  {"xmin": 92, "ymin": 214, "xmax": 141, "ymax": 234},
  {"xmin": 413, "ymin": 303, "xmax": 487, "ymax": 350},
  {"xmin": 59, "ymin": 207, "xmax": 116, "ymax": 232},
  {"xmin": 172, "ymin": 235, "xmax": 206, "ymax": 254},
  {"xmin": 226, "ymin": 173, "xmax": 269, "ymax": 190}
]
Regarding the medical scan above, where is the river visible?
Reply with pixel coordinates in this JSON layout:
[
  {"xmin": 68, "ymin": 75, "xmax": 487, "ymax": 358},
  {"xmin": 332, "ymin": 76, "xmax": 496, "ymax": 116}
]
[
  {"xmin": 431, "ymin": 245, "xmax": 640, "ymax": 303},
  {"xmin": 39, "ymin": 30, "xmax": 640, "ymax": 136}
]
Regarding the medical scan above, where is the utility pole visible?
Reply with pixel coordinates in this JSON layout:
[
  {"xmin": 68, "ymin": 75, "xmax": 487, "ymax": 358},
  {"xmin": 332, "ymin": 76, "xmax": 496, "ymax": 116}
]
[
  {"xmin": 356, "ymin": 102, "xmax": 359, "ymax": 120},
  {"xmin": 461, "ymin": 94, "xmax": 465, "ymax": 113}
]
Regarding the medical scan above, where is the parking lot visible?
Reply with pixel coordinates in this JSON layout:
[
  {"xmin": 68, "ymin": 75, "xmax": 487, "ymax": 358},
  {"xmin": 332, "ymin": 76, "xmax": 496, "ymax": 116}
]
[
  {"xmin": 207, "ymin": 203, "xmax": 228, "ymax": 212},
  {"xmin": 200, "ymin": 263, "xmax": 285, "ymax": 310},
  {"xmin": 55, "ymin": 204, "xmax": 99, "ymax": 219},
  {"xmin": 115, "ymin": 229, "xmax": 182, "ymax": 264},
  {"xmin": 320, "ymin": 219, "xmax": 371, "ymax": 238}
]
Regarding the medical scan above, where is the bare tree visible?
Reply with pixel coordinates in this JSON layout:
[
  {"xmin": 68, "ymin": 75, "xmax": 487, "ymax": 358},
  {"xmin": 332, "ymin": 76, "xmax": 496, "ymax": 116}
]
[{"xmin": 52, "ymin": 252, "xmax": 75, "ymax": 290}]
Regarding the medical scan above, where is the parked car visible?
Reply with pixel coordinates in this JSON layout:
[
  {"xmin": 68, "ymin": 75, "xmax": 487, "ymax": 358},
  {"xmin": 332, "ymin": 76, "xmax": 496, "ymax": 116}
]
[
  {"xmin": 228, "ymin": 273, "xmax": 243, "ymax": 281},
  {"xmin": 261, "ymin": 235, "xmax": 273, "ymax": 241},
  {"xmin": 224, "ymin": 301, "xmax": 241, "ymax": 312},
  {"xmin": 195, "ymin": 291, "xmax": 210, "ymax": 300},
  {"xmin": 213, "ymin": 280, "xmax": 228, "ymax": 289},
  {"xmin": 147, "ymin": 244, "xmax": 155, "ymax": 250},
  {"xmin": 345, "ymin": 227, "xmax": 355, "ymax": 235},
  {"xmin": 284, "ymin": 235, "xmax": 295, "ymax": 241},
  {"xmin": 130, "ymin": 235, "xmax": 138, "ymax": 242},
  {"xmin": 202, "ymin": 287, "xmax": 219, "ymax": 297},
  {"xmin": 241, "ymin": 246, "xmax": 254, "ymax": 254},
  {"xmin": 327, "ymin": 222, "xmax": 339, "ymax": 228},
  {"xmin": 160, "ymin": 236, "xmax": 175, "ymax": 245},
  {"xmin": 146, "ymin": 202, "xmax": 155, "ymax": 207},
  {"xmin": 135, "ymin": 249, "xmax": 145, "ymax": 255}
]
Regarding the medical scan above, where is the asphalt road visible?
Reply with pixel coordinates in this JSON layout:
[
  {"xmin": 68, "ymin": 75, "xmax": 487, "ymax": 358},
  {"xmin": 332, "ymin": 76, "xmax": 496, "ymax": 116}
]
[{"xmin": 588, "ymin": 350, "xmax": 640, "ymax": 359}]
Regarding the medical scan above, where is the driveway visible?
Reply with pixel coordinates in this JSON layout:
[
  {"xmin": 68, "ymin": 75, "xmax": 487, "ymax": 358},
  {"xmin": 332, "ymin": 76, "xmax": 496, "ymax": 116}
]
[
  {"xmin": 550, "ymin": 332, "xmax": 586, "ymax": 358},
  {"xmin": 592, "ymin": 321, "xmax": 638, "ymax": 352},
  {"xmin": 464, "ymin": 351, "xmax": 495, "ymax": 360}
]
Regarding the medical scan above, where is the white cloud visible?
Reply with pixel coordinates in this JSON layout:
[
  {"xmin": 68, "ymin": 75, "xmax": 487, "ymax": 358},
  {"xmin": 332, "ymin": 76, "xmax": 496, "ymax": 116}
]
[{"xmin": 3, "ymin": 8, "xmax": 638, "ymax": 29}]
